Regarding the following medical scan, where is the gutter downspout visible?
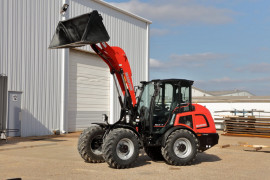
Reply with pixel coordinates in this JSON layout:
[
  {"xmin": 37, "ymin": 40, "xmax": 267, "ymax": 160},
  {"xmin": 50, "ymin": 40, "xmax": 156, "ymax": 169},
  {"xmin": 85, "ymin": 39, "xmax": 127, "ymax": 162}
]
[
  {"xmin": 60, "ymin": 0, "xmax": 70, "ymax": 134},
  {"xmin": 146, "ymin": 22, "xmax": 150, "ymax": 81}
]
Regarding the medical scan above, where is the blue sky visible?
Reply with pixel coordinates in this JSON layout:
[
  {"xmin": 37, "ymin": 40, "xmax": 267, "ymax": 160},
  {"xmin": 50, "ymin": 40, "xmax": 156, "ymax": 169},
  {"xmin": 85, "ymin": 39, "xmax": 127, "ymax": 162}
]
[{"xmin": 106, "ymin": 0, "xmax": 270, "ymax": 96}]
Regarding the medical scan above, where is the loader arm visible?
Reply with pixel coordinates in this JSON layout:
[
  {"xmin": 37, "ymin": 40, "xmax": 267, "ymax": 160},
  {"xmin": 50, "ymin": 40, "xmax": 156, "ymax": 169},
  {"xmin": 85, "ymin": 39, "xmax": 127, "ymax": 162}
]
[
  {"xmin": 49, "ymin": 10, "xmax": 137, "ymax": 121},
  {"xmin": 90, "ymin": 42, "xmax": 136, "ymax": 108}
]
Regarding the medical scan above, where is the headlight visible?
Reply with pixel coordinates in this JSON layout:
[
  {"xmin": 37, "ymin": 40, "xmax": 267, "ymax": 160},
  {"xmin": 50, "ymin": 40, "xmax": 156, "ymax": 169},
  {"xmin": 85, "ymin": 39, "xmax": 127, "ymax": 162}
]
[
  {"xmin": 102, "ymin": 114, "xmax": 108, "ymax": 123},
  {"xmin": 126, "ymin": 114, "xmax": 131, "ymax": 123}
]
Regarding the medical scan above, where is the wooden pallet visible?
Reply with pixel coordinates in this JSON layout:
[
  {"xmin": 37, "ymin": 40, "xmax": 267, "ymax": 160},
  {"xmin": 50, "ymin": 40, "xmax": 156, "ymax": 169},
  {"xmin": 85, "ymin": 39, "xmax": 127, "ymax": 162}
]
[{"xmin": 222, "ymin": 116, "xmax": 270, "ymax": 138}]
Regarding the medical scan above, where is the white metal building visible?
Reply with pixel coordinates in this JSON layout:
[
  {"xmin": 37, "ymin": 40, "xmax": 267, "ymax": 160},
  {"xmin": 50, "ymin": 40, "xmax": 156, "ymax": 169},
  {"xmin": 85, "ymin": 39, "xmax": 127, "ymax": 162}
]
[
  {"xmin": 192, "ymin": 87, "xmax": 212, "ymax": 97},
  {"xmin": 193, "ymin": 96, "xmax": 270, "ymax": 129},
  {"xmin": 192, "ymin": 87, "xmax": 254, "ymax": 97},
  {"xmin": 0, "ymin": 0, "xmax": 151, "ymax": 137}
]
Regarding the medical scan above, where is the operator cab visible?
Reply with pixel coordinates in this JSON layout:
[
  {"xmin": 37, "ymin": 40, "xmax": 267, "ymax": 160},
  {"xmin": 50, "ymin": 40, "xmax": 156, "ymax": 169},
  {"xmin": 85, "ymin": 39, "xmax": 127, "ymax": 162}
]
[{"xmin": 137, "ymin": 79, "xmax": 194, "ymax": 134}]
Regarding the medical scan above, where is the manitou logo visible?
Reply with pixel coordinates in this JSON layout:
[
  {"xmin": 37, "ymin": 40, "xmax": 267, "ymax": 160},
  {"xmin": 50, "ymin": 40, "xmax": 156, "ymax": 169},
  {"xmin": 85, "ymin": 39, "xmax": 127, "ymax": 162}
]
[{"xmin": 125, "ymin": 72, "xmax": 133, "ymax": 91}]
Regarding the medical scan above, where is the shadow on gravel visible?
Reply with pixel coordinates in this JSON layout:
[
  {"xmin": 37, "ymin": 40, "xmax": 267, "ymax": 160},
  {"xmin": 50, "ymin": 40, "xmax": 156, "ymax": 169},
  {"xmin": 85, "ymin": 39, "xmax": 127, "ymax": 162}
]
[
  {"xmin": 133, "ymin": 155, "xmax": 152, "ymax": 168},
  {"xmin": 101, "ymin": 152, "xmax": 221, "ymax": 169},
  {"xmin": 133, "ymin": 152, "xmax": 221, "ymax": 168},
  {"xmin": 0, "ymin": 134, "xmax": 68, "ymax": 146},
  {"xmin": 194, "ymin": 152, "xmax": 222, "ymax": 164}
]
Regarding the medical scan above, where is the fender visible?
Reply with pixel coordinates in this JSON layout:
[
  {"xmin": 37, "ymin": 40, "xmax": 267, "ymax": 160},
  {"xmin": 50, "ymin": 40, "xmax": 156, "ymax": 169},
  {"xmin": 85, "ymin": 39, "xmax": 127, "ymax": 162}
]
[
  {"xmin": 92, "ymin": 123, "xmax": 141, "ymax": 146},
  {"xmin": 92, "ymin": 122, "xmax": 140, "ymax": 137},
  {"xmin": 91, "ymin": 123, "xmax": 109, "ymax": 129},
  {"xmin": 161, "ymin": 125, "xmax": 197, "ymax": 147},
  {"xmin": 110, "ymin": 124, "xmax": 141, "ymax": 138}
]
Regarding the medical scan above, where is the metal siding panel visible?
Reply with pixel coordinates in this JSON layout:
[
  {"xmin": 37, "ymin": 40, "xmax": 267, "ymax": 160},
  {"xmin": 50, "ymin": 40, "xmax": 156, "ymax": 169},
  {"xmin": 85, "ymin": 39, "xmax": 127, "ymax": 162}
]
[
  {"xmin": 0, "ymin": 0, "xmax": 149, "ymax": 136},
  {"xmin": 69, "ymin": 0, "xmax": 148, "ymax": 122},
  {"xmin": 0, "ymin": 0, "xmax": 63, "ymax": 136},
  {"xmin": 68, "ymin": 50, "xmax": 110, "ymax": 131}
]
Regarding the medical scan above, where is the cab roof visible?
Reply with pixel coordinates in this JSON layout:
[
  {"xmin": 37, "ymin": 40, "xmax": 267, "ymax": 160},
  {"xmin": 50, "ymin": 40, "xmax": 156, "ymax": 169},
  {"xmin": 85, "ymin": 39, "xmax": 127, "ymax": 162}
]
[{"xmin": 141, "ymin": 79, "xmax": 194, "ymax": 86}]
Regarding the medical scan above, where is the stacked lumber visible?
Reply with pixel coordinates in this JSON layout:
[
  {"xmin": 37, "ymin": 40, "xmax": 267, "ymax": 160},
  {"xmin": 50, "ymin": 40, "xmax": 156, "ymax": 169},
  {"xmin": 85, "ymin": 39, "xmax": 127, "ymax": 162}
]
[{"xmin": 223, "ymin": 116, "xmax": 270, "ymax": 137}]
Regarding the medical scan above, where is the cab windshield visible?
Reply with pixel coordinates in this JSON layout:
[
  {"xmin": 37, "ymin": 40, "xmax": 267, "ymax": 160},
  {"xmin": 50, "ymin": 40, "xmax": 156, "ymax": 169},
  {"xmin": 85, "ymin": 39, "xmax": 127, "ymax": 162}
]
[{"xmin": 137, "ymin": 81, "xmax": 192, "ymax": 125}]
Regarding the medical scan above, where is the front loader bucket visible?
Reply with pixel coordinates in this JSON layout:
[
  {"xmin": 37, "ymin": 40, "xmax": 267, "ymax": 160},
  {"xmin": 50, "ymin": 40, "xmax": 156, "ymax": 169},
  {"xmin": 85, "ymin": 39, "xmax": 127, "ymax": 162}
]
[{"xmin": 49, "ymin": 10, "xmax": 110, "ymax": 49}]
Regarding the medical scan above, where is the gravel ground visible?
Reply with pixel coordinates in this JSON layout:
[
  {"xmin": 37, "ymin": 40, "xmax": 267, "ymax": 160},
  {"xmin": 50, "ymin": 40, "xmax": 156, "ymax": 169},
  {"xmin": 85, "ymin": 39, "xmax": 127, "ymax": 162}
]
[{"xmin": 1, "ymin": 131, "xmax": 270, "ymax": 180}]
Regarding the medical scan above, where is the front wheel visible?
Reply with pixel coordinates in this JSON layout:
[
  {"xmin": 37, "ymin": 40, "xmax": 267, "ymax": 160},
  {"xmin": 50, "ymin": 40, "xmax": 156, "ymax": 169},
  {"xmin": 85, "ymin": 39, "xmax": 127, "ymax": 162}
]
[
  {"xmin": 102, "ymin": 128, "xmax": 139, "ymax": 169},
  {"xmin": 161, "ymin": 129, "xmax": 199, "ymax": 166},
  {"xmin": 78, "ymin": 126, "xmax": 105, "ymax": 163}
]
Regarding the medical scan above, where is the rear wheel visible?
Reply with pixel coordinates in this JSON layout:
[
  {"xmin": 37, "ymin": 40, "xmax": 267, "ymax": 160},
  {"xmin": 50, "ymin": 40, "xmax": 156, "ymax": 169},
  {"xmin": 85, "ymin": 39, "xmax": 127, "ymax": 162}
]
[
  {"xmin": 161, "ymin": 129, "xmax": 199, "ymax": 166},
  {"xmin": 78, "ymin": 126, "xmax": 105, "ymax": 163},
  {"xmin": 144, "ymin": 146, "xmax": 164, "ymax": 161},
  {"xmin": 102, "ymin": 128, "xmax": 139, "ymax": 169}
]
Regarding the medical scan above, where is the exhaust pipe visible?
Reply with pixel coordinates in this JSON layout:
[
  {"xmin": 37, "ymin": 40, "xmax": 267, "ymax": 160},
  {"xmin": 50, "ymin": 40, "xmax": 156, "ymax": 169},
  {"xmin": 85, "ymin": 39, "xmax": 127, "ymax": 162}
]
[{"xmin": 49, "ymin": 10, "xmax": 110, "ymax": 49}]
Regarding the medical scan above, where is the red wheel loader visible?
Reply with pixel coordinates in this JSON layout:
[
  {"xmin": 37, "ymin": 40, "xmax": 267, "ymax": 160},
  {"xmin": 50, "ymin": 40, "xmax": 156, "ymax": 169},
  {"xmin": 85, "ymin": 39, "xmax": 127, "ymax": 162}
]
[{"xmin": 49, "ymin": 10, "xmax": 219, "ymax": 169}]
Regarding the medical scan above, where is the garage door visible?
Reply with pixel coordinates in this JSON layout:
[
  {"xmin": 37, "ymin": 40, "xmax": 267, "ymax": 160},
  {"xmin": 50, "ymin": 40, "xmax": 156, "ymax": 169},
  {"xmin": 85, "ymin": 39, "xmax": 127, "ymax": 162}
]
[{"xmin": 68, "ymin": 49, "xmax": 110, "ymax": 132}]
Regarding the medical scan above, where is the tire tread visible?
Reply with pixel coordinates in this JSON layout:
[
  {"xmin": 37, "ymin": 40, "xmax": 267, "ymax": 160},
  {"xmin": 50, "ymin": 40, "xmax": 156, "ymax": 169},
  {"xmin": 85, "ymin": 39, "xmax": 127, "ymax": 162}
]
[
  {"xmin": 161, "ymin": 129, "xmax": 199, "ymax": 166},
  {"xmin": 78, "ymin": 126, "xmax": 105, "ymax": 163},
  {"xmin": 102, "ymin": 128, "xmax": 139, "ymax": 169}
]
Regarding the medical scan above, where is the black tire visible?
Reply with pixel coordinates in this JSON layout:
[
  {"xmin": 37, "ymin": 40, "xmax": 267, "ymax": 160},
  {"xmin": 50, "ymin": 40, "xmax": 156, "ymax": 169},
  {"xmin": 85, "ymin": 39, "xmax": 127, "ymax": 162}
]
[
  {"xmin": 102, "ymin": 128, "xmax": 139, "ymax": 169},
  {"xmin": 78, "ymin": 126, "xmax": 105, "ymax": 163},
  {"xmin": 144, "ymin": 146, "xmax": 164, "ymax": 161},
  {"xmin": 161, "ymin": 129, "xmax": 199, "ymax": 166}
]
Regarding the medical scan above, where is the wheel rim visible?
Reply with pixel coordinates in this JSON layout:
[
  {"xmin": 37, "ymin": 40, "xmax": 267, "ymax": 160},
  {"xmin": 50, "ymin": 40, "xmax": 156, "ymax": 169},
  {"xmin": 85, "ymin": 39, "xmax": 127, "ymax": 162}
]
[
  {"xmin": 90, "ymin": 135, "xmax": 103, "ymax": 155},
  {"xmin": 173, "ymin": 138, "xmax": 192, "ymax": 158},
  {"xmin": 116, "ymin": 138, "xmax": 134, "ymax": 160}
]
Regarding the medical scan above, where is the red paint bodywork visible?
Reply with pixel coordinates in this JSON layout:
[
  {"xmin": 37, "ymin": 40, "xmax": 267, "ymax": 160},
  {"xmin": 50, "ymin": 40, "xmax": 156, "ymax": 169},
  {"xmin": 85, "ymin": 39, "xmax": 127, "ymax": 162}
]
[
  {"xmin": 174, "ymin": 104, "xmax": 217, "ymax": 134},
  {"xmin": 91, "ymin": 43, "xmax": 216, "ymax": 136},
  {"xmin": 91, "ymin": 43, "xmax": 136, "ymax": 106}
]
